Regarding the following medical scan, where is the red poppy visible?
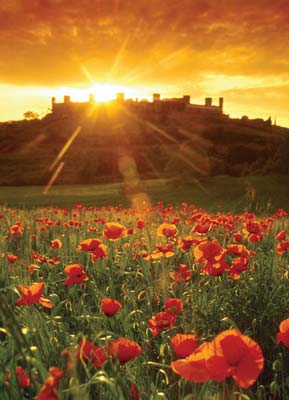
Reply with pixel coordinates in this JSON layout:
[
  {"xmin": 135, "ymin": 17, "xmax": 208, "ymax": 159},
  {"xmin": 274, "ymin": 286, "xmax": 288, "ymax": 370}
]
[
  {"xmin": 64, "ymin": 264, "xmax": 88, "ymax": 285},
  {"xmin": 172, "ymin": 329, "xmax": 264, "ymax": 389},
  {"xmin": 78, "ymin": 238, "xmax": 102, "ymax": 252},
  {"xmin": 78, "ymin": 339, "xmax": 108, "ymax": 368},
  {"xmin": 16, "ymin": 366, "xmax": 30, "ymax": 388},
  {"xmin": 170, "ymin": 264, "xmax": 193, "ymax": 282},
  {"xmin": 157, "ymin": 223, "xmax": 178, "ymax": 238},
  {"xmin": 103, "ymin": 222, "xmax": 127, "ymax": 241},
  {"xmin": 37, "ymin": 367, "xmax": 64, "ymax": 400},
  {"xmin": 100, "ymin": 298, "xmax": 122, "ymax": 316},
  {"xmin": 208, "ymin": 329, "xmax": 264, "ymax": 389},
  {"xmin": 171, "ymin": 334, "xmax": 198, "ymax": 358},
  {"xmin": 50, "ymin": 239, "xmax": 62, "ymax": 250},
  {"xmin": 7, "ymin": 253, "xmax": 18, "ymax": 264},
  {"xmin": 148, "ymin": 311, "xmax": 176, "ymax": 337},
  {"xmin": 151, "ymin": 243, "xmax": 175, "ymax": 259},
  {"xmin": 276, "ymin": 318, "xmax": 289, "ymax": 348},
  {"xmin": 165, "ymin": 298, "xmax": 183, "ymax": 314},
  {"xmin": 131, "ymin": 383, "xmax": 140, "ymax": 400},
  {"xmin": 276, "ymin": 241, "xmax": 289, "ymax": 255},
  {"xmin": 16, "ymin": 283, "xmax": 44, "ymax": 306},
  {"xmin": 108, "ymin": 338, "xmax": 142, "ymax": 363},
  {"xmin": 275, "ymin": 230, "xmax": 286, "ymax": 241},
  {"xmin": 10, "ymin": 223, "xmax": 24, "ymax": 236},
  {"xmin": 136, "ymin": 220, "xmax": 145, "ymax": 229},
  {"xmin": 91, "ymin": 243, "xmax": 108, "ymax": 261}
]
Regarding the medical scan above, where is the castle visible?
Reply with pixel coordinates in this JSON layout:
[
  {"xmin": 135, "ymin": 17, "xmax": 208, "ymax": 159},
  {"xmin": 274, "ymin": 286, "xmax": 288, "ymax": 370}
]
[{"xmin": 51, "ymin": 93, "xmax": 225, "ymax": 118}]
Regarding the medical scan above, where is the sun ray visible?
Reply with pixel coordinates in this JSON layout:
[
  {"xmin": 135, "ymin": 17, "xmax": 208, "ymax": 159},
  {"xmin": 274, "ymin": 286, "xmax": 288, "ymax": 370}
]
[
  {"xmin": 43, "ymin": 161, "xmax": 65, "ymax": 194},
  {"xmin": 49, "ymin": 126, "xmax": 81, "ymax": 171}
]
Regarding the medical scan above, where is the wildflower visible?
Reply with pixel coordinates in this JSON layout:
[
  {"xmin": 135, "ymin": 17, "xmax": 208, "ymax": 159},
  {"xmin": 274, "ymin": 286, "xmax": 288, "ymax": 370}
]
[
  {"xmin": 171, "ymin": 334, "xmax": 198, "ymax": 358},
  {"xmin": 78, "ymin": 238, "xmax": 103, "ymax": 252},
  {"xmin": 7, "ymin": 253, "xmax": 18, "ymax": 263},
  {"xmin": 233, "ymin": 232, "xmax": 243, "ymax": 242},
  {"xmin": 37, "ymin": 367, "xmax": 64, "ymax": 400},
  {"xmin": 50, "ymin": 239, "xmax": 62, "ymax": 250},
  {"xmin": 177, "ymin": 235, "xmax": 202, "ymax": 252},
  {"xmin": 275, "ymin": 230, "xmax": 286, "ymax": 241},
  {"xmin": 165, "ymin": 298, "xmax": 183, "ymax": 314},
  {"xmin": 91, "ymin": 243, "xmax": 108, "ymax": 261},
  {"xmin": 170, "ymin": 264, "xmax": 193, "ymax": 282},
  {"xmin": 16, "ymin": 366, "xmax": 30, "ymax": 388},
  {"xmin": 78, "ymin": 339, "xmax": 108, "ymax": 368},
  {"xmin": 64, "ymin": 264, "xmax": 88, "ymax": 285},
  {"xmin": 100, "ymin": 298, "xmax": 122, "ymax": 316},
  {"xmin": 276, "ymin": 241, "xmax": 289, "ymax": 255},
  {"xmin": 108, "ymin": 338, "xmax": 142, "ymax": 363},
  {"xmin": 157, "ymin": 223, "xmax": 178, "ymax": 238},
  {"xmin": 276, "ymin": 318, "xmax": 289, "ymax": 348},
  {"xmin": 10, "ymin": 222, "xmax": 24, "ymax": 236},
  {"xmin": 194, "ymin": 240, "xmax": 228, "ymax": 276},
  {"xmin": 151, "ymin": 243, "xmax": 175, "ymax": 259},
  {"xmin": 103, "ymin": 222, "xmax": 127, "ymax": 240},
  {"xmin": 136, "ymin": 220, "xmax": 145, "ymax": 229},
  {"xmin": 171, "ymin": 329, "xmax": 264, "ymax": 389},
  {"xmin": 148, "ymin": 311, "xmax": 176, "ymax": 337},
  {"xmin": 16, "ymin": 282, "xmax": 46, "ymax": 307}
]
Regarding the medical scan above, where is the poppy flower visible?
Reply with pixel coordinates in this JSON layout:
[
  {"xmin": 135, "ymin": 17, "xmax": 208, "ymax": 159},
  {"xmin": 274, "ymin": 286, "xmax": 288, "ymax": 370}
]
[
  {"xmin": 50, "ymin": 239, "xmax": 62, "ymax": 250},
  {"xmin": 100, "ymin": 298, "xmax": 122, "ymax": 316},
  {"xmin": 78, "ymin": 238, "xmax": 103, "ymax": 252},
  {"xmin": 148, "ymin": 311, "xmax": 176, "ymax": 337},
  {"xmin": 16, "ymin": 283, "xmax": 44, "ymax": 306},
  {"xmin": 177, "ymin": 236, "xmax": 202, "ymax": 252},
  {"xmin": 172, "ymin": 329, "xmax": 264, "ymax": 389},
  {"xmin": 7, "ymin": 253, "xmax": 18, "ymax": 264},
  {"xmin": 37, "ymin": 367, "xmax": 64, "ymax": 400},
  {"xmin": 91, "ymin": 243, "xmax": 108, "ymax": 261},
  {"xmin": 276, "ymin": 318, "xmax": 289, "ymax": 348},
  {"xmin": 9, "ymin": 223, "xmax": 24, "ymax": 236},
  {"xmin": 103, "ymin": 222, "xmax": 127, "ymax": 241},
  {"xmin": 194, "ymin": 240, "xmax": 228, "ymax": 276},
  {"xmin": 170, "ymin": 264, "xmax": 193, "ymax": 282},
  {"xmin": 16, "ymin": 366, "xmax": 30, "ymax": 388},
  {"xmin": 208, "ymin": 329, "xmax": 264, "ymax": 389},
  {"xmin": 171, "ymin": 334, "xmax": 198, "ymax": 358},
  {"xmin": 78, "ymin": 339, "xmax": 108, "ymax": 368},
  {"xmin": 157, "ymin": 223, "xmax": 178, "ymax": 238},
  {"xmin": 233, "ymin": 232, "xmax": 243, "ymax": 242},
  {"xmin": 165, "ymin": 298, "xmax": 183, "ymax": 314},
  {"xmin": 171, "ymin": 342, "xmax": 212, "ymax": 383},
  {"xmin": 64, "ymin": 264, "xmax": 88, "ymax": 285},
  {"xmin": 136, "ymin": 220, "xmax": 145, "ymax": 229},
  {"xmin": 151, "ymin": 243, "xmax": 175, "ymax": 259},
  {"xmin": 276, "ymin": 241, "xmax": 289, "ymax": 255},
  {"xmin": 275, "ymin": 230, "xmax": 286, "ymax": 241},
  {"xmin": 108, "ymin": 338, "xmax": 142, "ymax": 363}
]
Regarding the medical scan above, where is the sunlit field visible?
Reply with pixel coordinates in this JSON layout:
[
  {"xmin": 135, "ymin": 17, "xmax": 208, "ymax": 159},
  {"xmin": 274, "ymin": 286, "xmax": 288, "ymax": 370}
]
[{"xmin": 1, "ymin": 199, "xmax": 289, "ymax": 400}]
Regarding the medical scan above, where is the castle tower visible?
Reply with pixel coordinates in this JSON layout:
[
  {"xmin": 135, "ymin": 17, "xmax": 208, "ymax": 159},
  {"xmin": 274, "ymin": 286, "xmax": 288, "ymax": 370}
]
[
  {"xmin": 64, "ymin": 95, "xmax": 71, "ymax": 104},
  {"xmin": 205, "ymin": 97, "xmax": 212, "ymax": 107},
  {"xmin": 219, "ymin": 97, "xmax": 224, "ymax": 111},
  {"xmin": 183, "ymin": 95, "xmax": 190, "ymax": 104},
  {"xmin": 153, "ymin": 93, "xmax": 160, "ymax": 102},
  {"xmin": 116, "ymin": 92, "xmax": 124, "ymax": 101}
]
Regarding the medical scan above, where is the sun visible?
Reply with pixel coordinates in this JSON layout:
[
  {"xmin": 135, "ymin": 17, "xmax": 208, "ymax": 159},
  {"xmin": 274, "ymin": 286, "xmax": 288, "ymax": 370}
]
[{"xmin": 90, "ymin": 84, "xmax": 138, "ymax": 102}]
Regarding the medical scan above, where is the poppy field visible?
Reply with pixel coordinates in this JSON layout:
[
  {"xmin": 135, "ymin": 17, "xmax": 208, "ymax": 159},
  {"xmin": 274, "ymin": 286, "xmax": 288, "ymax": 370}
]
[{"xmin": 1, "ymin": 202, "xmax": 289, "ymax": 399}]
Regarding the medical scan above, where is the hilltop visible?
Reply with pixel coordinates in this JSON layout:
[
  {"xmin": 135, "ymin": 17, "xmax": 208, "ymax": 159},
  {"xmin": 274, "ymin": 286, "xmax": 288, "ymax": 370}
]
[{"xmin": 0, "ymin": 100, "xmax": 288, "ymax": 186}]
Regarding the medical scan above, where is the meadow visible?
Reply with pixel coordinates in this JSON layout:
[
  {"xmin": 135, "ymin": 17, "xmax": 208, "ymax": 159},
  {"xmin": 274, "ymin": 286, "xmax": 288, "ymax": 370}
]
[{"xmin": 1, "ymin": 187, "xmax": 289, "ymax": 400}]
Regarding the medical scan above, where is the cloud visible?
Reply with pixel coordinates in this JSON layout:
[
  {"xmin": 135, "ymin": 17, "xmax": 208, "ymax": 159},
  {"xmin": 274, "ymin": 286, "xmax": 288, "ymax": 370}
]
[{"xmin": 0, "ymin": 0, "xmax": 288, "ymax": 85}]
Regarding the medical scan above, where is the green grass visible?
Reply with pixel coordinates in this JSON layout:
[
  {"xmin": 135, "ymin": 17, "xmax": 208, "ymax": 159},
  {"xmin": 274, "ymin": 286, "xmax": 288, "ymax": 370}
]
[{"xmin": 0, "ymin": 175, "xmax": 288, "ymax": 213}]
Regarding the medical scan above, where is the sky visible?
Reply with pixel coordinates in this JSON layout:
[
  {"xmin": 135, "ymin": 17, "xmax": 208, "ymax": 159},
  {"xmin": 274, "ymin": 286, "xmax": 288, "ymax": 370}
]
[{"xmin": 0, "ymin": 0, "xmax": 288, "ymax": 126}]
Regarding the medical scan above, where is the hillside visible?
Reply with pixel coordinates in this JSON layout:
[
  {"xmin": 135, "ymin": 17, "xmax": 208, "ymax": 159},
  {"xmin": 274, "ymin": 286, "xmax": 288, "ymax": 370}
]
[{"xmin": 0, "ymin": 106, "xmax": 289, "ymax": 186}]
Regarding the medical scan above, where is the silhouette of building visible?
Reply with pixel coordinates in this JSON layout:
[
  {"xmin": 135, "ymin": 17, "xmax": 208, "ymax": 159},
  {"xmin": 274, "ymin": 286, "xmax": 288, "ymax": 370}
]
[{"xmin": 51, "ymin": 92, "xmax": 225, "ymax": 119}]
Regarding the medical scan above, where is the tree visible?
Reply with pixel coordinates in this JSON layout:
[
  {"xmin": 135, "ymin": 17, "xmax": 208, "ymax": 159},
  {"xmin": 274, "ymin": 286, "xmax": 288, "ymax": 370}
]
[{"xmin": 23, "ymin": 111, "xmax": 39, "ymax": 120}]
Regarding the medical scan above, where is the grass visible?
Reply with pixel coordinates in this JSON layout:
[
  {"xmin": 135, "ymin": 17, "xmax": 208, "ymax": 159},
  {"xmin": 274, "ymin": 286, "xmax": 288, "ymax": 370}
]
[
  {"xmin": 0, "ymin": 197, "xmax": 289, "ymax": 399},
  {"xmin": 0, "ymin": 174, "xmax": 289, "ymax": 213}
]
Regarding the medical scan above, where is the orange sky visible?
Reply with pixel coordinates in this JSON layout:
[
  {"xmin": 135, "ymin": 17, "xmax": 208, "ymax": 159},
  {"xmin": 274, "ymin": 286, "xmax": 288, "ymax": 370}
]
[{"xmin": 0, "ymin": 0, "xmax": 288, "ymax": 126}]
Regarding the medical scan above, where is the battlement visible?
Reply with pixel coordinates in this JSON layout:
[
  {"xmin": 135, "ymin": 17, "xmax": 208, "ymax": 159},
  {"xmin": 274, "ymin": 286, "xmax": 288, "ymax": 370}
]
[{"xmin": 51, "ymin": 93, "xmax": 225, "ymax": 117}]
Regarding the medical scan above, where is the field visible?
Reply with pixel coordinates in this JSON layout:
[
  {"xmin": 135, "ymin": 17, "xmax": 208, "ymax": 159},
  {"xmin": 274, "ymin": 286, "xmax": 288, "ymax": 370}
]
[{"xmin": 1, "ymin": 178, "xmax": 289, "ymax": 399}]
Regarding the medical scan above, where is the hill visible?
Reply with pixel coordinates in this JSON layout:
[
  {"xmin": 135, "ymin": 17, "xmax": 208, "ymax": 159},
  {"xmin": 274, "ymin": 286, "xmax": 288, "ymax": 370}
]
[{"xmin": 0, "ymin": 105, "xmax": 289, "ymax": 186}]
